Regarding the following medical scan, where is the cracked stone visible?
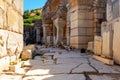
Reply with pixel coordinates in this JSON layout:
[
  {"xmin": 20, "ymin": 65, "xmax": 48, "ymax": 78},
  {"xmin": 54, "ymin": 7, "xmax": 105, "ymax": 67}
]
[
  {"xmin": 88, "ymin": 75, "xmax": 120, "ymax": 80},
  {"xmin": 72, "ymin": 63, "xmax": 97, "ymax": 73},
  {"xmin": 89, "ymin": 58, "xmax": 120, "ymax": 74},
  {"xmin": 26, "ymin": 63, "xmax": 78, "ymax": 75}
]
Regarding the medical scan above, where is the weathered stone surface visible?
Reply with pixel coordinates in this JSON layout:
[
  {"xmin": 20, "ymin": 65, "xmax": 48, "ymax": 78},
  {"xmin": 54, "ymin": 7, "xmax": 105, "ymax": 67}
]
[
  {"xmin": 30, "ymin": 59, "xmax": 43, "ymax": 65},
  {"xmin": 56, "ymin": 58, "xmax": 88, "ymax": 64},
  {"xmin": 93, "ymin": 55, "xmax": 114, "ymax": 65},
  {"xmin": 21, "ymin": 50, "xmax": 32, "ymax": 60},
  {"xmin": 23, "ymin": 75, "xmax": 54, "ymax": 80},
  {"xmin": 72, "ymin": 63, "xmax": 96, "ymax": 73},
  {"xmin": 0, "ymin": 8, "xmax": 4, "ymax": 29},
  {"xmin": 0, "ymin": 30, "xmax": 8, "ymax": 57},
  {"xmin": 94, "ymin": 36, "xmax": 102, "ymax": 55},
  {"xmin": 0, "ymin": 0, "xmax": 23, "ymax": 72},
  {"xmin": 23, "ymin": 45, "xmax": 35, "ymax": 50},
  {"xmin": 44, "ymin": 74, "xmax": 86, "ymax": 80},
  {"xmin": 13, "ymin": 0, "xmax": 23, "ymax": 14},
  {"xmin": 89, "ymin": 75, "xmax": 120, "ymax": 80},
  {"xmin": 89, "ymin": 58, "xmax": 119, "ymax": 73},
  {"xmin": 26, "ymin": 62, "xmax": 78, "ymax": 75},
  {"xmin": 7, "ymin": 32, "xmax": 23, "ymax": 56},
  {"xmin": 0, "ymin": 74, "xmax": 22, "ymax": 80},
  {"xmin": 101, "ymin": 22, "xmax": 113, "ymax": 58},
  {"xmin": 9, "ymin": 62, "xmax": 22, "ymax": 72},
  {"xmin": 7, "ymin": 7, "xmax": 19, "ymax": 32},
  {"xmin": 87, "ymin": 41, "xmax": 94, "ymax": 51},
  {"xmin": 0, "ymin": 56, "xmax": 9, "ymax": 73},
  {"xmin": 23, "ymin": 74, "xmax": 85, "ymax": 80},
  {"xmin": 54, "ymin": 52, "xmax": 82, "ymax": 59},
  {"xmin": 19, "ymin": 16, "xmax": 23, "ymax": 33},
  {"xmin": 113, "ymin": 22, "xmax": 120, "ymax": 65},
  {"xmin": 0, "ymin": 0, "xmax": 5, "ymax": 10}
]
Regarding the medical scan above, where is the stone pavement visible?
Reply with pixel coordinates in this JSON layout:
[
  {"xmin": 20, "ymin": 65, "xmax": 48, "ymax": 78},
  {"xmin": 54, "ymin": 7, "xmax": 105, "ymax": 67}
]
[{"xmin": 0, "ymin": 48, "xmax": 120, "ymax": 80}]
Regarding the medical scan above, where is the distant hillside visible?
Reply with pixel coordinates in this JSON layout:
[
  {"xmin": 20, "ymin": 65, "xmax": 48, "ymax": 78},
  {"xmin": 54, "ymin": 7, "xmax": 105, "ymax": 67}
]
[{"xmin": 23, "ymin": 8, "xmax": 42, "ymax": 26}]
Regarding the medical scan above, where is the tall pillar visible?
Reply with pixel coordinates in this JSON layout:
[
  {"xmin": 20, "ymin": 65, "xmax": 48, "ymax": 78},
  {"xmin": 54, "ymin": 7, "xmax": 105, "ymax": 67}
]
[
  {"xmin": 66, "ymin": 4, "xmax": 71, "ymax": 45},
  {"xmin": 68, "ymin": 0, "xmax": 94, "ymax": 49},
  {"xmin": 42, "ymin": 24, "xmax": 47, "ymax": 44},
  {"xmin": 53, "ymin": 18, "xmax": 66, "ymax": 45}
]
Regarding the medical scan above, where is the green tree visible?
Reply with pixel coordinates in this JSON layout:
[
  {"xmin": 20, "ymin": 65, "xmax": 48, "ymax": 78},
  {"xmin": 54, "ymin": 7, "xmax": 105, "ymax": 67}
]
[{"xmin": 23, "ymin": 10, "xmax": 30, "ymax": 19}]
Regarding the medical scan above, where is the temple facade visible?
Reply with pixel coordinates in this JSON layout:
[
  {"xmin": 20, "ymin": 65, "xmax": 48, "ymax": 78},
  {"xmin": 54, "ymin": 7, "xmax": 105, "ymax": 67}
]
[{"xmin": 42, "ymin": 0, "xmax": 106, "ymax": 49}]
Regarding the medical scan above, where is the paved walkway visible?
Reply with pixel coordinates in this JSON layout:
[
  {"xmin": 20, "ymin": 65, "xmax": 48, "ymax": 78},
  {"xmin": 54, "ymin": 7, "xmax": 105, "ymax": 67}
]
[{"xmin": 1, "ymin": 48, "xmax": 120, "ymax": 80}]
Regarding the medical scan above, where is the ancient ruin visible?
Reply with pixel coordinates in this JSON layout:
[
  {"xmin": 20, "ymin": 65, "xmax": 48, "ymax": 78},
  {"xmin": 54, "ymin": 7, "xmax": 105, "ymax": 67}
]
[
  {"xmin": 0, "ymin": 0, "xmax": 23, "ymax": 72},
  {"xmin": 0, "ymin": 0, "xmax": 120, "ymax": 79},
  {"xmin": 42, "ymin": 0, "xmax": 120, "ymax": 65},
  {"xmin": 42, "ymin": 0, "xmax": 106, "ymax": 49},
  {"xmin": 24, "ymin": 20, "xmax": 43, "ymax": 45}
]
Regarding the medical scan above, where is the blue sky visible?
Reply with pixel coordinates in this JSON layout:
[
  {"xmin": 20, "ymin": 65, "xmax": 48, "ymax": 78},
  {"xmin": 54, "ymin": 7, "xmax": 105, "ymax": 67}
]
[{"xmin": 24, "ymin": 0, "xmax": 47, "ymax": 11}]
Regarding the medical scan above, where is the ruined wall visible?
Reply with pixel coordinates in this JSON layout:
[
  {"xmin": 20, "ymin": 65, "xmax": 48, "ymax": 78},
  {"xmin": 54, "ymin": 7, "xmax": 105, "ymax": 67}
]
[
  {"xmin": 93, "ymin": 0, "xmax": 106, "ymax": 36},
  {"xmin": 42, "ymin": 0, "xmax": 67, "ymax": 45},
  {"xmin": 68, "ymin": 0, "xmax": 94, "ymax": 48},
  {"xmin": 0, "ymin": 0, "xmax": 23, "ymax": 72},
  {"xmin": 108, "ymin": 0, "xmax": 120, "ymax": 65}
]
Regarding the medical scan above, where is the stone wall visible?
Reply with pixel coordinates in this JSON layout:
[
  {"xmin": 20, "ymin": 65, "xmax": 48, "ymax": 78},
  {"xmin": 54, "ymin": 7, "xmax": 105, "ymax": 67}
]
[
  {"xmin": 0, "ymin": 0, "xmax": 23, "ymax": 72},
  {"xmin": 68, "ymin": 0, "xmax": 94, "ymax": 48}
]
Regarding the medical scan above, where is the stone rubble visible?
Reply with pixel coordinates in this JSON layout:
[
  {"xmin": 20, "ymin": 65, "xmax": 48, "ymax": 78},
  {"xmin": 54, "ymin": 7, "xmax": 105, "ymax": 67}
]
[{"xmin": 1, "ymin": 47, "xmax": 120, "ymax": 80}]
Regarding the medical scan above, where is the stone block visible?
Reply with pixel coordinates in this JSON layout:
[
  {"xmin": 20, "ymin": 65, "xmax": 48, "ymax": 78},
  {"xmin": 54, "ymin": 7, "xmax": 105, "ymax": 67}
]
[
  {"xmin": 94, "ymin": 36, "xmax": 102, "ymax": 55},
  {"xmin": 78, "ymin": 12, "xmax": 93, "ymax": 20},
  {"xmin": 87, "ymin": 41, "xmax": 94, "ymax": 51},
  {"xmin": 0, "ymin": 74, "xmax": 22, "ymax": 80},
  {"xmin": 70, "ymin": 20, "xmax": 78, "ymax": 29},
  {"xmin": 72, "ymin": 64, "xmax": 96, "ymax": 73},
  {"xmin": 70, "ymin": 37, "xmax": 78, "ymax": 44},
  {"xmin": 86, "ymin": 28, "xmax": 94, "ymax": 36},
  {"xmin": 6, "ymin": 0, "xmax": 12, "ymax": 5},
  {"xmin": 0, "ymin": 56, "xmax": 10, "ymax": 73},
  {"xmin": 89, "ymin": 75, "xmax": 120, "ymax": 80},
  {"xmin": 44, "ymin": 74, "xmax": 86, "ymax": 80},
  {"xmin": 93, "ymin": 55, "xmax": 114, "ymax": 65},
  {"xmin": 13, "ymin": 0, "xmax": 23, "ymax": 14},
  {"xmin": 7, "ymin": 7, "xmax": 19, "ymax": 32},
  {"xmin": 78, "ymin": 19, "xmax": 93, "ymax": 27},
  {"xmin": 0, "ymin": 30, "xmax": 8, "ymax": 57},
  {"xmin": 0, "ymin": 8, "xmax": 4, "ymax": 29},
  {"xmin": 113, "ymin": 22, "xmax": 120, "ymax": 65},
  {"xmin": 7, "ymin": 32, "xmax": 23, "ymax": 56},
  {"xmin": 101, "ymin": 22, "xmax": 107, "ymax": 36},
  {"xmin": 56, "ymin": 58, "xmax": 88, "ymax": 64},
  {"xmin": 101, "ymin": 22, "xmax": 113, "ymax": 58},
  {"xmin": 70, "ymin": 28, "xmax": 78, "ymax": 36},
  {"xmin": 70, "ymin": 10, "xmax": 78, "ymax": 21},
  {"xmin": 78, "ymin": 36, "xmax": 93, "ymax": 45},
  {"xmin": 21, "ymin": 50, "xmax": 32, "ymax": 60},
  {"xmin": 19, "ymin": 16, "xmax": 23, "ymax": 33},
  {"xmin": 23, "ymin": 45, "xmax": 35, "ymax": 50},
  {"xmin": 9, "ymin": 62, "xmax": 22, "ymax": 72},
  {"xmin": 0, "ymin": 0, "xmax": 5, "ymax": 10},
  {"xmin": 89, "ymin": 58, "xmax": 119, "ymax": 74}
]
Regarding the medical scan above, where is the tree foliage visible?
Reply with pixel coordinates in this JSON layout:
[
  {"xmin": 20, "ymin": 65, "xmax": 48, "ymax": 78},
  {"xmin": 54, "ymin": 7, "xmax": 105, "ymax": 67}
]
[{"xmin": 24, "ymin": 8, "xmax": 42, "ymax": 26}]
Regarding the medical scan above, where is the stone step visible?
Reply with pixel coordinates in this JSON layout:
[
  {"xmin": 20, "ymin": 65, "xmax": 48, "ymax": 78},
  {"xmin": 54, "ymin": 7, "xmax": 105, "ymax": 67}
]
[{"xmin": 93, "ymin": 55, "xmax": 114, "ymax": 65}]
